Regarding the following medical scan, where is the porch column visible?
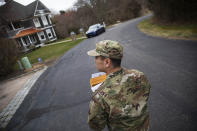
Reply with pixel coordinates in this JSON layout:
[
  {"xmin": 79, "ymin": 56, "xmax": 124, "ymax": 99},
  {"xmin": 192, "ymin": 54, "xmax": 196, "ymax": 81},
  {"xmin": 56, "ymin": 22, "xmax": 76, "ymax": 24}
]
[
  {"xmin": 11, "ymin": 22, "xmax": 15, "ymax": 30},
  {"xmin": 36, "ymin": 32, "xmax": 42, "ymax": 45},
  {"xmin": 20, "ymin": 37, "xmax": 27, "ymax": 50},
  {"xmin": 51, "ymin": 27, "xmax": 56, "ymax": 37},
  {"xmin": 28, "ymin": 35, "xmax": 33, "ymax": 45},
  {"xmin": 34, "ymin": 33, "xmax": 40, "ymax": 45}
]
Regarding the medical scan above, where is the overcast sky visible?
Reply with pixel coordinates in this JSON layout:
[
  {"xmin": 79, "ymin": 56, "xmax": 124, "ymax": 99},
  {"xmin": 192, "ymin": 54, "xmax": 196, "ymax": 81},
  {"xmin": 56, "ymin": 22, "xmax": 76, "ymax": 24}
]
[
  {"xmin": 0, "ymin": 0, "xmax": 5, "ymax": 6},
  {"xmin": 14, "ymin": 0, "xmax": 77, "ymax": 13}
]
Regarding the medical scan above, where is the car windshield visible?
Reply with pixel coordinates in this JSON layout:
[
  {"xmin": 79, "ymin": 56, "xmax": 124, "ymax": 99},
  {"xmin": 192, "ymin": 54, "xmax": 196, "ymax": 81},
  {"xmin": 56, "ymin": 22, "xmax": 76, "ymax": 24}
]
[{"xmin": 89, "ymin": 24, "xmax": 99, "ymax": 30}]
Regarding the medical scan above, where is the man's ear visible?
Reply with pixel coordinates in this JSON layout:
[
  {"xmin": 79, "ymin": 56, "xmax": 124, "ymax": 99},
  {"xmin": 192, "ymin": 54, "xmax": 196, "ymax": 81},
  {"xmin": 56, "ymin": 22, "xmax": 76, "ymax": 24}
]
[{"xmin": 104, "ymin": 58, "xmax": 111, "ymax": 68}]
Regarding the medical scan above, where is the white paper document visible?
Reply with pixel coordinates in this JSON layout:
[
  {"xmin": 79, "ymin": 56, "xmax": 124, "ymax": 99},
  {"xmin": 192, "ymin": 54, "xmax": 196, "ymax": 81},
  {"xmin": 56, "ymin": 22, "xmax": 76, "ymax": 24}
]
[
  {"xmin": 90, "ymin": 72, "xmax": 106, "ymax": 92},
  {"xmin": 91, "ymin": 82, "xmax": 103, "ymax": 92}
]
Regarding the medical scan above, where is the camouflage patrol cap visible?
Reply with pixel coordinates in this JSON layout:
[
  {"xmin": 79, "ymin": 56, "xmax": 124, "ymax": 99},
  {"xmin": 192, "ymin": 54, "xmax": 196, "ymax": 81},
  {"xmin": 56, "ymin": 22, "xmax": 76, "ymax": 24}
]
[{"xmin": 87, "ymin": 40, "xmax": 123, "ymax": 59}]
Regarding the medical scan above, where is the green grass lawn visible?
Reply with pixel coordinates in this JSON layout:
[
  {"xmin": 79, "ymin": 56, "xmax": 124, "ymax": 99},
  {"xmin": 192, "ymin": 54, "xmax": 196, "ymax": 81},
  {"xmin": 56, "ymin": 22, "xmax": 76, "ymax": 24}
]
[
  {"xmin": 138, "ymin": 18, "xmax": 197, "ymax": 40},
  {"xmin": 21, "ymin": 39, "xmax": 85, "ymax": 65},
  {"xmin": 53, "ymin": 34, "xmax": 85, "ymax": 44}
]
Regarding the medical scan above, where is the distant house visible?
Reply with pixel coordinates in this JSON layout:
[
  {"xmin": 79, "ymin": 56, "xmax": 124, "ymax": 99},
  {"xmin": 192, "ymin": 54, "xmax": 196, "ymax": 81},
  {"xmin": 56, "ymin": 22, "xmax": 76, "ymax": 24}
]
[{"xmin": 0, "ymin": 0, "xmax": 57, "ymax": 52}]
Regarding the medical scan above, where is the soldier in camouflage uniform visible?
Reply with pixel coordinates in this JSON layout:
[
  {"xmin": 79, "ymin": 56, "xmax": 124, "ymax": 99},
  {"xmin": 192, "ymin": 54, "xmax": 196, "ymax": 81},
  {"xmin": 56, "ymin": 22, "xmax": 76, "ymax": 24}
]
[{"xmin": 87, "ymin": 40, "xmax": 151, "ymax": 131}]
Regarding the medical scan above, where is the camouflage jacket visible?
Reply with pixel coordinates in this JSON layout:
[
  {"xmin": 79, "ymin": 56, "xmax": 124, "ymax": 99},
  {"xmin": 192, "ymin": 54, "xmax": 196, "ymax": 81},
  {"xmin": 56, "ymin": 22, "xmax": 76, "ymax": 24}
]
[{"xmin": 88, "ymin": 68, "xmax": 151, "ymax": 131}]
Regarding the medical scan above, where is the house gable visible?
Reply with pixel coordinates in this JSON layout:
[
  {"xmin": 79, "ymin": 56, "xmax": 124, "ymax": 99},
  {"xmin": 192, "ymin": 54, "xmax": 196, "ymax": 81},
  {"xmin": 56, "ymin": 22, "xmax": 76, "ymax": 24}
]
[{"xmin": 34, "ymin": 0, "xmax": 51, "ymax": 16}]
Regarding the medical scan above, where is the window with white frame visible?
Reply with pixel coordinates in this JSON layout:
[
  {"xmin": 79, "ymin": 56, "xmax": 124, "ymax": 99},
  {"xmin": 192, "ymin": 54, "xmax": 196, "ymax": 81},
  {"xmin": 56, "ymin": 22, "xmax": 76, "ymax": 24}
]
[
  {"xmin": 33, "ymin": 18, "xmax": 41, "ymax": 27},
  {"xmin": 46, "ymin": 29, "xmax": 53, "ymax": 39},
  {"xmin": 48, "ymin": 15, "xmax": 52, "ymax": 24},
  {"xmin": 41, "ymin": 15, "xmax": 48, "ymax": 26},
  {"xmin": 37, "ymin": 31, "xmax": 46, "ymax": 41}
]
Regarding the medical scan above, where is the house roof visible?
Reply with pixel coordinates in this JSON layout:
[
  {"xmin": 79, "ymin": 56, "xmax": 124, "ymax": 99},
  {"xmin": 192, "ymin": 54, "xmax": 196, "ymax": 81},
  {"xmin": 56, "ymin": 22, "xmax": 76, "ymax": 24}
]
[
  {"xmin": 0, "ymin": 0, "xmax": 51, "ymax": 22},
  {"xmin": 0, "ymin": 1, "xmax": 27, "ymax": 22},
  {"xmin": 26, "ymin": 1, "xmax": 38, "ymax": 17},
  {"xmin": 13, "ymin": 28, "xmax": 42, "ymax": 38}
]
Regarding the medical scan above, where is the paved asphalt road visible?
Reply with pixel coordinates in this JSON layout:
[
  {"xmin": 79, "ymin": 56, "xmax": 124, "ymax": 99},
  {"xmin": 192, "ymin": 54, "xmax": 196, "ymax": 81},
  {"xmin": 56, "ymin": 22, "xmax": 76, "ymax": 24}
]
[{"xmin": 6, "ymin": 15, "xmax": 197, "ymax": 131}]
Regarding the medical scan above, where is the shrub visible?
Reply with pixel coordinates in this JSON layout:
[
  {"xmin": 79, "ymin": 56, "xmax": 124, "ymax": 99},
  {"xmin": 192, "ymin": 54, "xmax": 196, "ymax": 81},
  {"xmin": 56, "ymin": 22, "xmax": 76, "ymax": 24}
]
[{"xmin": 0, "ymin": 38, "xmax": 19, "ymax": 77}]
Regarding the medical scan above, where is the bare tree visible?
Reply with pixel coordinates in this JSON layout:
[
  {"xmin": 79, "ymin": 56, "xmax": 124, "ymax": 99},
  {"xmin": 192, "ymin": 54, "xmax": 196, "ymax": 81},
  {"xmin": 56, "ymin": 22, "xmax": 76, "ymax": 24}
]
[
  {"xmin": 148, "ymin": 0, "xmax": 197, "ymax": 23},
  {"xmin": 52, "ymin": 0, "xmax": 147, "ymax": 38},
  {"xmin": 0, "ymin": 38, "xmax": 19, "ymax": 77}
]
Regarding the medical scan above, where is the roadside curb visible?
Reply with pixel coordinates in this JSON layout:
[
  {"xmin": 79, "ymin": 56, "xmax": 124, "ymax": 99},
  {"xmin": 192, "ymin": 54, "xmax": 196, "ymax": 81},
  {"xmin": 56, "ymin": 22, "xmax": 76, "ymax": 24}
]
[{"xmin": 0, "ymin": 66, "xmax": 48, "ymax": 129}]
